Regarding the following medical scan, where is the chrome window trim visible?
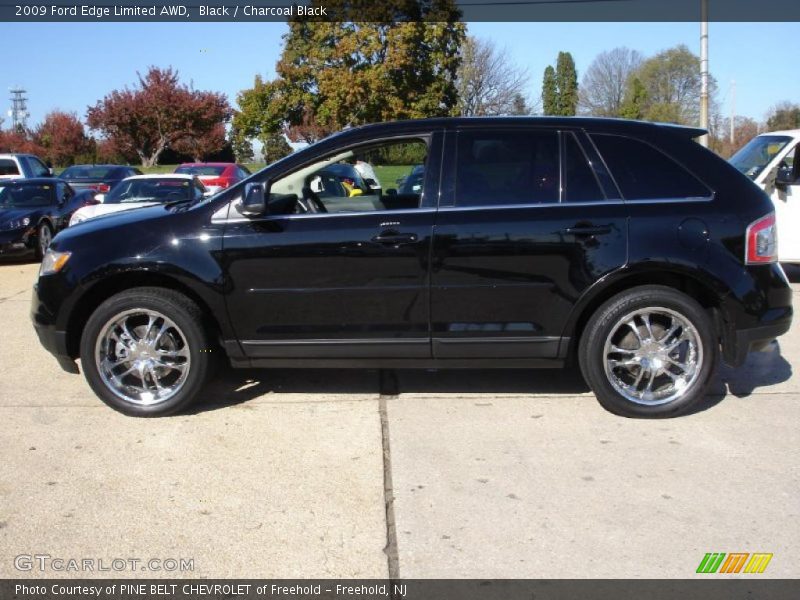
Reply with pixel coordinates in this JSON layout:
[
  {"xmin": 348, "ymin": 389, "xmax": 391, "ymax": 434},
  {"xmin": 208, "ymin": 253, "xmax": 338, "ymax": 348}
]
[
  {"xmin": 211, "ymin": 195, "xmax": 713, "ymax": 223},
  {"xmin": 212, "ymin": 204, "xmax": 436, "ymax": 224}
]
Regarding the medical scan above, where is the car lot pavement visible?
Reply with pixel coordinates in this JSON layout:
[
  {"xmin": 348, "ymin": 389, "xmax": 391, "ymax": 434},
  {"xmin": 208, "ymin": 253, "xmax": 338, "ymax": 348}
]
[{"xmin": 0, "ymin": 260, "xmax": 797, "ymax": 578}]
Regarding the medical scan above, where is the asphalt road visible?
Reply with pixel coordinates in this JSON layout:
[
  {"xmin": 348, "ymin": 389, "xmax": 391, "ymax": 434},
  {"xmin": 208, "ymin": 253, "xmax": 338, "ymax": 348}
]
[{"xmin": 1, "ymin": 260, "xmax": 798, "ymax": 579}]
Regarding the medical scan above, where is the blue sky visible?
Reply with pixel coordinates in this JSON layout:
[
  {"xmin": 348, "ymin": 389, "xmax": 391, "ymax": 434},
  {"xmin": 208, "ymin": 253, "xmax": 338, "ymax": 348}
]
[{"xmin": 2, "ymin": 21, "xmax": 798, "ymax": 129}]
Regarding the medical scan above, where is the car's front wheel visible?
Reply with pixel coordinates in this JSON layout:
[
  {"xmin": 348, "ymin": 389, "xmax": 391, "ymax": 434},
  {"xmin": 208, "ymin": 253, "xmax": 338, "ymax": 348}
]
[
  {"xmin": 35, "ymin": 222, "xmax": 53, "ymax": 260},
  {"xmin": 579, "ymin": 285, "xmax": 717, "ymax": 418},
  {"xmin": 80, "ymin": 288, "xmax": 213, "ymax": 417}
]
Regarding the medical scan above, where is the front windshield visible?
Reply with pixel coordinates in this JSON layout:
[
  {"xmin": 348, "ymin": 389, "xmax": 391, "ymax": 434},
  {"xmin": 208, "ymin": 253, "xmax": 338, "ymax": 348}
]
[
  {"xmin": 105, "ymin": 179, "xmax": 192, "ymax": 204},
  {"xmin": 729, "ymin": 135, "xmax": 792, "ymax": 180},
  {"xmin": 0, "ymin": 183, "xmax": 52, "ymax": 207}
]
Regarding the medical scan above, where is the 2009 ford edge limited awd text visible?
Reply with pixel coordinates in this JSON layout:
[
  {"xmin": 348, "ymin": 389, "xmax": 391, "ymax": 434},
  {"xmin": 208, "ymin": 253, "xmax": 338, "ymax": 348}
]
[{"xmin": 31, "ymin": 117, "xmax": 792, "ymax": 418}]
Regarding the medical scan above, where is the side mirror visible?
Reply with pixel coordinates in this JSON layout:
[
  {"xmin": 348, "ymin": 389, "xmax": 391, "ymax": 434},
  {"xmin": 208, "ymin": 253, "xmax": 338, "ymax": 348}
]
[
  {"xmin": 238, "ymin": 182, "xmax": 267, "ymax": 216},
  {"xmin": 48, "ymin": 168, "xmax": 55, "ymax": 176},
  {"xmin": 775, "ymin": 167, "xmax": 794, "ymax": 191},
  {"xmin": 364, "ymin": 178, "xmax": 380, "ymax": 190},
  {"xmin": 95, "ymin": 193, "xmax": 105, "ymax": 203}
]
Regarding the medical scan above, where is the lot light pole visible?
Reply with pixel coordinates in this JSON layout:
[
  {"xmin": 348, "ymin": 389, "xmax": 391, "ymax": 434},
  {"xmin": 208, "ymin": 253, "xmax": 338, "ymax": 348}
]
[{"xmin": 699, "ymin": 0, "xmax": 709, "ymax": 147}]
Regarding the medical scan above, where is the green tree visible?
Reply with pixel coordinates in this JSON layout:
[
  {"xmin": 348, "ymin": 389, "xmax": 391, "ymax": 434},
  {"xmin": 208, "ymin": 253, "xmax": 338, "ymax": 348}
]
[
  {"xmin": 635, "ymin": 44, "xmax": 714, "ymax": 125},
  {"xmin": 272, "ymin": 1, "xmax": 465, "ymax": 132},
  {"xmin": 619, "ymin": 76, "xmax": 648, "ymax": 120},
  {"xmin": 555, "ymin": 51, "xmax": 578, "ymax": 116},
  {"xmin": 542, "ymin": 66, "xmax": 558, "ymax": 116},
  {"xmin": 766, "ymin": 101, "xmax": 800, "ymax": 131},
  {"xmin": 262, "ymin": 133, "xmax": 293, "ymax": 164}
]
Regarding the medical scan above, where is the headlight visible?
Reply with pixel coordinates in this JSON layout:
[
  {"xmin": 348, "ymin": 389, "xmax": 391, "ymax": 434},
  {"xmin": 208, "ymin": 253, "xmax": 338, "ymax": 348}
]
[
  {"xmin": 39, "ymin": 249, "xmax": 71, "ymax": 276},
  {"xmin": 2, "ymin": 217, "xmax": 30, "ymax": 230},
  {"xmin": 69, "ymin": 214, "xmax": 85, "ymax": 226}
]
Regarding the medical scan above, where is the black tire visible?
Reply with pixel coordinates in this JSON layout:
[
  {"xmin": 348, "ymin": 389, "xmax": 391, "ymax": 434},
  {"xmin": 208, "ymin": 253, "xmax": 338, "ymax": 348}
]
[
  {"xmin": 80, "ymin": 287, "xmax": 214, "ymax": 417},
  {"xmin": 578, "ymin": 285, "xmax": 717, "ymax": 418},
  {"xmin": 35, "ymin": 221, "xmax": 53, "ymax": 260}
]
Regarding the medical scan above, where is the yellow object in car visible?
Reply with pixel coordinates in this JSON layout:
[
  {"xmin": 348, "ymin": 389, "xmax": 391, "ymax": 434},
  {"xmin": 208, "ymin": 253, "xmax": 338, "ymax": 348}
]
[{"xmin": 342, "ymin": 181, "xmax": 363, "ymax": 197}]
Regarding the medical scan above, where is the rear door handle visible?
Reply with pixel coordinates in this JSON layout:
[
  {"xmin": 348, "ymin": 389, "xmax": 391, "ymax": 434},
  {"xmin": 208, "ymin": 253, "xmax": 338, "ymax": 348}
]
[
  {"xmin": 372, "ymin": 232, "xmax": 418, "ymax": 245},
  {"xmin": 562, "ymin": 225, "xmax": 612, "ymax": 236}
]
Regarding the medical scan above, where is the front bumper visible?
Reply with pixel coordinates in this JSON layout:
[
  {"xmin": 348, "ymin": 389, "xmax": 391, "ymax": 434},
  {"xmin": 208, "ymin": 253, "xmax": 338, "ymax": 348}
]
[
  {"xmin": 31, "ymin": 282, "xmax": 80, "ymax": 374},
  {"xmin": 0, "ymin": 228, "xmax": 34, "ymax": 256}
]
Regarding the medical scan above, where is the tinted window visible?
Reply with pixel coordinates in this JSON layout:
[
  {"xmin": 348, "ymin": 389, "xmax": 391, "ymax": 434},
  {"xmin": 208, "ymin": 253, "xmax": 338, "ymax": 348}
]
[
  {"xmin": 592, "ymin": 134, "xmax": 710, "ymax": 200},
  {"xmin": 61, "ymin": 166, "xmax": 117, "ymax": 179},
  {"xmin": 0, "ymin": 159, "xmax": 20, "ymax": 176},
  {"xmin": 564, "ymin": 134, "xmax": 604, "ymax": 202},
  {"xmin": 175, "ymin": 165, "xmax": 226, "ymax": 176},
  {"xmin": 456, "ymin": 131, "xmax": 559, "ymax": 206},
  {"xmin": 26, "ymin": 156, "xmax": 50, "ymax": 177}
]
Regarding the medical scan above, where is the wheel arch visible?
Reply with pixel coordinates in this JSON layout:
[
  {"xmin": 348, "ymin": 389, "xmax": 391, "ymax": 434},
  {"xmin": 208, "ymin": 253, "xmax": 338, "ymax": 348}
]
[
  {"xmin": 563, "ymin": 265, "xmax": 729, "ymax": 360},
  {"xmin": 65, "ymin": 270, "xmax": 224, "ymax": 359}
]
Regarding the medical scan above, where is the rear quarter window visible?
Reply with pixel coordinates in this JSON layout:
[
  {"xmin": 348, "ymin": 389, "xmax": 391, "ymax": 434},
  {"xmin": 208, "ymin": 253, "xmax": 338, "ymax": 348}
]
[{"xmin": 591, "ymin": 134, "xmax": 711, "ymax": 200}]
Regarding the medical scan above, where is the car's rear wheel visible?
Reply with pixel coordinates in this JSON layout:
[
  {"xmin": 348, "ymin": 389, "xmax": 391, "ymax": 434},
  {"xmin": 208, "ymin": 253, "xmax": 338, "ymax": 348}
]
[
  {"xmin": 80, "ymin": 288, "xmax": 213, "ymax": 417},
  {"xmin": 579, "ymin": 285, "xmax": 717, "ymax": 418},
  {"xmin": 36, "ymin": 222, "xmax": 53, "ymax": 260}
]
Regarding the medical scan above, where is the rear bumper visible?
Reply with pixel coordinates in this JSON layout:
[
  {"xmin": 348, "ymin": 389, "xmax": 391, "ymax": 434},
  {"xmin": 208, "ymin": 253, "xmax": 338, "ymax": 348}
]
[{"xmin": 727, "ymin": 312, "xmax": 792, "ymax": 367}]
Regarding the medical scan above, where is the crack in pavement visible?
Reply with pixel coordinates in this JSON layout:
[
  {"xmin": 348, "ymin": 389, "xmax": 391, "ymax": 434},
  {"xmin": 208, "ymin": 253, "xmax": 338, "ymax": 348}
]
[
  {"xmin": 0, "ymin": 289, "xmax": 27, "ymax": 304},
  {"xmin": 378, "ymin": 370, "xmax": 401, "ymax": 581}
]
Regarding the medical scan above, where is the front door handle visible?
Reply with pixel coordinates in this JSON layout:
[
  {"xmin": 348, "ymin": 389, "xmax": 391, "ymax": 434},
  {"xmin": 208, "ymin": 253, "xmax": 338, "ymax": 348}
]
[
  {"xmin": 562, "ymin": 225, "xmax": 612, "ymax": 236},
  {"xmin": 372, "ymin": 232, "xmax": 418, "ymax": 246}
]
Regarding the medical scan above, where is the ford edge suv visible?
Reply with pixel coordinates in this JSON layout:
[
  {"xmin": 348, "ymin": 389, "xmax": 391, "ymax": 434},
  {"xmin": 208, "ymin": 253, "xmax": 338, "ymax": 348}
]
[{"xmin": 31, "ymin": 117, "xmax": 793, "ymax": 418}]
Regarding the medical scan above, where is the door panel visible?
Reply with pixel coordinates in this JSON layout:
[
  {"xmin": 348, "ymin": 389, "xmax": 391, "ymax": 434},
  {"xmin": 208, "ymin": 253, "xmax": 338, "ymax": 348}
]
[
  {"xmin": 431, "ymin": 128, "xmax": 628, "ymax": 358},
  {"xmin": 223, "ymin": 211, "xmax": 434, "ymax": 358},
  {"xmin": 221, "ymin": 133, "xmax": 442, "ymax": 359}
]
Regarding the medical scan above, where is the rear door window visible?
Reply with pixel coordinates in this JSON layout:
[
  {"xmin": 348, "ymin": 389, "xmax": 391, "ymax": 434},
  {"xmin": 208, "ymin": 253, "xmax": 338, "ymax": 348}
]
[
  {"xmin": 455, "ymin": 130, "xmax": 559, "ymax": 207},
  {"xmin": 591, "ymin": 134, "xmax": 711, "ymax": 200},
  {"xmin": 563, "ymin": 133, "xmax": 605, "ymax": 202}
]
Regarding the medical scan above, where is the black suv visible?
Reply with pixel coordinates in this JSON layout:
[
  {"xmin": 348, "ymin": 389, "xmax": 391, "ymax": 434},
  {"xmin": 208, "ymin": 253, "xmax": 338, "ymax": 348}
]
[{"xmin": 31, "ymin": 118, "xmax": 792, "ymax": 418}]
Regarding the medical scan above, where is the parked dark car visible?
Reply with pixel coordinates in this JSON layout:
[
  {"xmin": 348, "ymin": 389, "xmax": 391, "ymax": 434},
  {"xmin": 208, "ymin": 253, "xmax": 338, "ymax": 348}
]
[
  {"xmin": 59, "ymin": 164, "xmax": 142, "ymax": 194},
  {"xmin": 31, "ymin": 117, "xmax": 792, "ymax": 418},
  {"xmin": 0, "ymin": 178, "xmax": 96, "ymax": 259}
]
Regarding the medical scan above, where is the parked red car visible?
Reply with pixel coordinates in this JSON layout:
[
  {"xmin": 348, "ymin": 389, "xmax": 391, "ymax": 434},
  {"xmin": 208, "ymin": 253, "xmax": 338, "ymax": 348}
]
[{"xmin": 173, "ymin": 163, "xmax": 251, "ymax": 195}]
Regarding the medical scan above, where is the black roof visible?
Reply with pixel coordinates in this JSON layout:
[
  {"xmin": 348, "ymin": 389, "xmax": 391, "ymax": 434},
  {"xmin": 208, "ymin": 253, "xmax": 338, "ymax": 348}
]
[{"xmin": 337, "ymin": 116, "xmax": 707, "ymax": 139}]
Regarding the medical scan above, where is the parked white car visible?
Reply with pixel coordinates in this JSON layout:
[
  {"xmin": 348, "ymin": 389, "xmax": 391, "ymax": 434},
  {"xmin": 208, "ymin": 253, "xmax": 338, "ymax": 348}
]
[
  {"xmin": 0, "ymin": 154, "xmax": 52, "ymax": 180},
  {"xmin": 69, "ymin": 174, "xmax": 208, "ymax": 226},
  {"xmin": 730, "ymin": 130, "xmax": 800, "ymax": 263}
]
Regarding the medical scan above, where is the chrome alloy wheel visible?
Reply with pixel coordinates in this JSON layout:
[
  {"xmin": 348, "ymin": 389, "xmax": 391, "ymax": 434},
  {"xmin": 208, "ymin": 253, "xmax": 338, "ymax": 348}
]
[
  {"xmin": 95, "ymin": 309, "xmax": 191, "ymax": 405},
  {"xmin": 602, "ymin": 307, "xmax": 703, "ymax": 406}
]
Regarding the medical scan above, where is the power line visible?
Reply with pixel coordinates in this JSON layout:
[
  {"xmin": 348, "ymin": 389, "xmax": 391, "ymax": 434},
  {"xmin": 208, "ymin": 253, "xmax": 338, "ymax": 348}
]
[{"xmin": 8, "ymin": 87, "xmax": 30, "ymax": 132}]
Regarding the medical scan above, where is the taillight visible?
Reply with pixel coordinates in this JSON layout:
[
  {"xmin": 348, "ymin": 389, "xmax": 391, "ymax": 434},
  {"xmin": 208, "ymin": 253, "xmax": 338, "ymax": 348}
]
[
  {"xmin": 97, "ymin": 183, "xmax": 110, "ymax": 193},
  {"xmin": 745, "ymin": 213, "xmax": 778, "ymax": 265}
]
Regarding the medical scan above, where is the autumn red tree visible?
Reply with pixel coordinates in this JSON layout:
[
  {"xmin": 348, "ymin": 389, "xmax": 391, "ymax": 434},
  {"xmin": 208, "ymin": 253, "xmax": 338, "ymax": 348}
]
[
  {"xmin": 171, "ymin": 122, "xmax": 227, "ymax": 162},
  {"xmin": 0, "ymin": 128, "xmax": 45, "ymax": 157},
  {"xmin": 86, "ymin": 67, "xmax": 231, "ymax": 167},
  {"xmin": 35, "ymin": 111, "xmax": 93, "ymax": 166}
]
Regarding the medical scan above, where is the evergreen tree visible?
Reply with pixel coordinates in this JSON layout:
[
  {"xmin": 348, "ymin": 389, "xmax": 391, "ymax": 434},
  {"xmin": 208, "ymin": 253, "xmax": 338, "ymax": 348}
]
[
  {"xmin": 542, "ymin": 66, "xmax": 558, "ymax": 116},
  {"xmin": 555, "ymin": 51, "xmax": 578, "ymax": 116}
]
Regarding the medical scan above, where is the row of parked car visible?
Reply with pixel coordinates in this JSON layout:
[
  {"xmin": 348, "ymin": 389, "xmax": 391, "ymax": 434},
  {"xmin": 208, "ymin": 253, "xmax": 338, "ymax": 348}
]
[{"xmin": 0, "ymin": 157, "xmax": 252, "ymax": 260}]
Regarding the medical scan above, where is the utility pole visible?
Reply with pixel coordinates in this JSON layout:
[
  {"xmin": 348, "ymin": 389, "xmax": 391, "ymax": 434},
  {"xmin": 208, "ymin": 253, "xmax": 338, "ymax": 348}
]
[
  {"xmin": 730, "ymin": 80, "xmax": 736, "ymax": 145},
  {"xmin": 699, "ymin": 0, "xmax": 709, "ymax": 147},
  {"xmin": 8, "ymin": 87, "xmax": 30, "ymax": 132}
]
